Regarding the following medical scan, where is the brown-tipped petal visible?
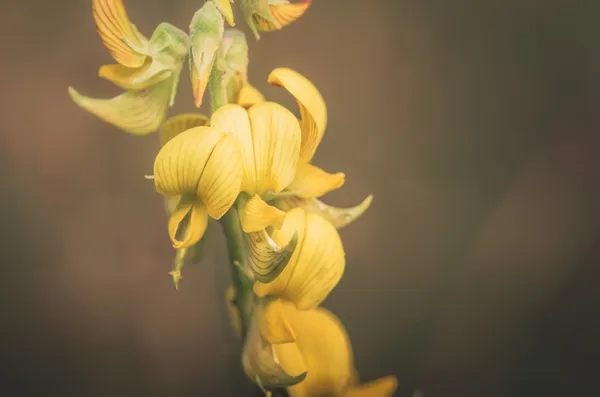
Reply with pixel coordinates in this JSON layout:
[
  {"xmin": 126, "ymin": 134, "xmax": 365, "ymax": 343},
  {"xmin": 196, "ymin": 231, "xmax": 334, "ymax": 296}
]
[
  {"xmin": 160, "ymin": 113, "xmax": 210, "ymax": 146},
  {"xmin": 268, "ymin": 67, "xmax": 326, "ymax": 163},
  {"xmin": 68, "ymin": 77, "xmax": 172, "ymax": 135},
  {"xmin": 276, "ymin": 195, "xmax": 373, "ymax": 230},
  {"xmin": 240, "ymin": 194, "xmax": 286, "ymax": 233},
  {"xmin": 268, "ymin": 0, "xmax": 312, "ymax": 28},
  {"xmin": 92, "ymin": 0, "xmax": 148, "ymax": 67},
  {"xmin": 237, "ymin": 84, "xmax": 266, "ymax": 108},
  {"xmin": 191, "ymin": 56, "xmax": 215, "ymax": 108},
  {"xmin": 168, "ymin": 197, "xmax": 209, "ymax": 249},
  {"xmin": 287, "ymin": 163, "xmax": 345, "ymax": 199},
  {"xmin": 259, "ymin": 299, "xmax": 297, "ymax": 344},
  {"xmin": 246, "ymin": 229, "xmax": 298, "ymax": 284}
]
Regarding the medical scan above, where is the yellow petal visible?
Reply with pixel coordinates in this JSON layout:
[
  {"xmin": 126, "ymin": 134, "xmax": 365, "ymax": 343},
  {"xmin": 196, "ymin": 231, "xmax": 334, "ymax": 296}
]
[
  {"xmin": 240, "ymin": 194, "xmax": 286, "ymax": 233},
  {"xmin": 191, "ymin": 54, "xmax": 215, "ymax": 108},
  {"xmin": 248, "ymin": 102, "xmax": 302, "ymax": 194},
  {"xmin": 196, "ymin": 133, "xmax": 243, "ymax": 219},
  {"xmin": 214, "ymin": 0, "xmax": 235, "ymax": 26},
  {"xmin": 254, "ymin": 209, "xmax": 345, "ymax": 310},
  {"xmin": 246, "ymin": 229, "xmax": 298, "ymax": 284},
  {"xmin": 98, "ymin": 60, "xmax": 171, "ymax": 90},
  {"xmin": 92, "ymin": 0, "xmax": 147, "ymax": 68},
  {"xmin": 168, "ymin": 196, "xmax": 209, "ymax": 248},
  {"xmin": 237, "ymin": 84, "xmax": 266, "ymax": 109},
  {"xmin": 342, "ymin": 377, "xmax": 399, "ymax": 397},
  {"xmin": 273, "ymin": 342, "xmax": 308, "ymax": 380},
  {"xmin": 160, "ymin": 113, "xmax": 210, "ymax": 146},
  {"xmin": 268, "ymin": 68, "xmax": 326, "ymax": 163},
  {"xmin": 276, "ymin": 195, "xmax": 373, "ymax": 230},
  {"xmin": 210, "ymin": 104, "xmax": 257, "ymax": 193},
  {"xmin": 259, "ymin": 299, "xmax": 296, "ymax": 344},
  {"xmin": 68, "ymin": 77, "xmax": 172, "ymax": 135},
  {"xmin": 281, "ymin": 303, "xmax": 354, "ymax": 397},
  {"xmin": 154, "ymin": 126, "xmax": 243, "ymax": 218},
  {"xmin": 269, "ymin": 0, "xmax": 312, "ymax": 29},
  {"xmin": 287, "ymin": 163, "xmax": 345, "ymax": 199}
]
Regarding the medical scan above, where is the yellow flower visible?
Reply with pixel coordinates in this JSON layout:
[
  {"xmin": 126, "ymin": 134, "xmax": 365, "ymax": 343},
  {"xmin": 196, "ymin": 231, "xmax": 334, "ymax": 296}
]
[
  {"xmin": 153, "ymin": 125, "xmax": 242, "ymax": 249},
  {"xmin": 68, "ymin": 0, "xmax": 189, "ymax": 134},
  {"xmin": 241, "ymin": 68, "xmax": 373, "ymax": 229},
  {"xmin": 241, "ymin": 0, "xmax": 313, "ymax": 40},
  {"xmin": 253, "ymin": 208, "xmax": 345, "ymax": 310},
  {"xmin": 263, "ymin": 300, "xmax": 398, "ymax": 397}
]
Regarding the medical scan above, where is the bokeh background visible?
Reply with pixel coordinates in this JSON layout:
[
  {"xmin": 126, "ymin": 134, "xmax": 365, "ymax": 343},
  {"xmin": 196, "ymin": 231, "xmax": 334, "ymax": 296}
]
[{"xmin": 1, "ymin": 0, "xmax": 599, "ymax": 396}]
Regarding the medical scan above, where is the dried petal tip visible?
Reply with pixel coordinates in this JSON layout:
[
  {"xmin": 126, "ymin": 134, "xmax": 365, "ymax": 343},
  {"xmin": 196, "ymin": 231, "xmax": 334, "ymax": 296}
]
[{"xmin": 268, "ymin": 0, "xmax": 312, "ymax": 29}]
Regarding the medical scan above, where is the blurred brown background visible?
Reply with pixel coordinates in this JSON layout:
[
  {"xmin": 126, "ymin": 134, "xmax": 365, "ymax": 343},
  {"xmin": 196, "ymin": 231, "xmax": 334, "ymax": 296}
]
[{"xmin": 1, "ymin": 0, "xmax": 600, "ymax": 396}]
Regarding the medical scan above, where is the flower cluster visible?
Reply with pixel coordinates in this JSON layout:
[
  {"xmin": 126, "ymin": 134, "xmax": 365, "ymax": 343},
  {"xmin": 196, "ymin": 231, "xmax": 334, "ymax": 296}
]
[{"xmin": 69, "ymin": 1, "xmax": 397, "ymax": 396}]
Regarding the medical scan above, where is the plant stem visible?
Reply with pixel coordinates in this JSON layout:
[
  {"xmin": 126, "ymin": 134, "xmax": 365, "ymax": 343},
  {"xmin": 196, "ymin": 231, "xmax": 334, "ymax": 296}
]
[{"xmin": 221, "ymin": 205, "xmax": 255, "ymax": 339}]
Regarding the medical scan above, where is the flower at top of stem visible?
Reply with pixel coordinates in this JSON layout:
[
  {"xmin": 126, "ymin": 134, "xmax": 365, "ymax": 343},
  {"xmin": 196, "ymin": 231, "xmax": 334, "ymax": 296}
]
[
  {"xmin": 68, "ymin": 0, "xmax": 189, "ymax": 135},
  {"xmin": 153, "ymin": 126, "xmax": 243, "ymax": 248}
]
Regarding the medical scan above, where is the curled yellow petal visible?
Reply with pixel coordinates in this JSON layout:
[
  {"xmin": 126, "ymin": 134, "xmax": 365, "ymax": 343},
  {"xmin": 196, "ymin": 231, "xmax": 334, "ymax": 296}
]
[
  {"xmin": 211, "ymin": 104, "xmax": 257, "ymax": 193},
  {"xmin": 342, "ymin": 377, "xmax": 399, "ymax": 397},
  {"xmin": 168, "ymin": 196, "xmax": 209, "ymax": 249},
  {"xmin": 248, "ymin": 102, "xmax": 302, "ymax": 194},
  {"xmin": 276, "ymin": 195, "xmax": 373, "ymax": 230},
  {"xmin": 246, "ymin": 229, "xmax": 298, "ymax": 284},
  {"xmin": 254, "ymin": 208, "xmax": 345, "ymax": 310},
  {"xmin": 259, "ymin": 299, "xmax": 296, "ymax": 344},
  {"xmin": 287, "ymin": 163, "xmax": 345, "ymax": 199},
  {"xmin": 98, "ymin": 59, "xmax": 171, "ymax": 91},
  {"xmin": 269, "ymin": 0, "xmax": 312, "ymax": 29},
  {"xmin": 160, "ymin": 113, "xmax": 210, "ymax": 146},
  {"xmin": 240, "ymin": 194, "xmax": 286, "ymax": 233},
  {"xmin": 237, "ymin": 84, "xmax": 266, "ymax": 108},
  {"xmin": 92, "ymin": 0, "xmax": 147, "ymax": 68},
  {"xmin": 68, "ymin": 77, "xmax": 172, "ymax": 135},
  {"xmin": 268, "ymin": 67, "xmax": 326, "ymax": 163},
  {"xmin": 154, "ymin": 126, "xmax": 242, "ymax": 219}
]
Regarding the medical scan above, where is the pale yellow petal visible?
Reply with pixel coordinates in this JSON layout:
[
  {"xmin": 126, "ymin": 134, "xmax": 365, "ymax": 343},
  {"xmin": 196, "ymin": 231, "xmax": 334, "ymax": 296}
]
[
  {"xmin": 246, "ymin": 229, "xmax": 298, "ymax": 284},
  {"xmin": 68, "ymin": 77, "xmax": 172, "ymax": 135},
  {"xmin": 268, "ymin": 68, "xmax": 326, "ymax": 163},
  {"xmin": 259, "ymin": 299, "xmax": 296, "ymax": 344},
  {"xmin": 211, "ymin": 104, "xmax": 257, "ymax": 193},
  {"xmin": 153, "ymin": 126, "xmax": 225, "ymax": 196},
  {"xmin": 160, "ymin": 113, "xmax": 210, "ymax": 146},
  {"xmin": 196, "ymin": 133, "xmax": 243, "ymax": 219},
  {"xmin": 167, "ymin": 197, "xmax": 209, "ymax": 248},
  {"xmin": 254, "ymin": 209, "xmax": 345, "ymax": 310},
  {"xmin": 92, "ymin": 0, "xmax": 147, "ymax": 68},
  {"xmin": 287, "ymin": 163, "xmax": 345, "ymax": 199},
  {"xmin": 273, "ymin": 342, "xmax": 308, "ymax": 379},
  {"xmin": 240, "ymin": 194, "xmax": 286, "ymax": 233},
  {"xmin": 248, "ymin": 102, "xmax": 301, "ymax": 194},
  {"xmin": 98, "ymin": 60, "xmax": 171, "ymax": 90},
  {"xmin": 237, "ymin": 84, "xmax": 266, "ymax": 109},
  {"xmin": 342, "ymin": 377, "xmax": 399, "ymax": 397}
]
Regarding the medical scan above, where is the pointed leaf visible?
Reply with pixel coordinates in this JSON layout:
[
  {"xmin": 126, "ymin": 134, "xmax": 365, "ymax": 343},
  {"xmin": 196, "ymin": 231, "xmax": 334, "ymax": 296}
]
[{"xmin": 276, "ymin": 195, "xmax": 373, "ymax": 229}]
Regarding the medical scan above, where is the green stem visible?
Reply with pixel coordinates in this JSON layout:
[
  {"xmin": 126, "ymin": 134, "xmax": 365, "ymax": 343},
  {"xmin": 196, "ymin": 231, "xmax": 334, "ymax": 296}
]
[{"xmin": 221, "ymin": 205, "xmax": 255, "ymax": 339}]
